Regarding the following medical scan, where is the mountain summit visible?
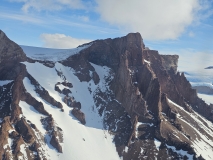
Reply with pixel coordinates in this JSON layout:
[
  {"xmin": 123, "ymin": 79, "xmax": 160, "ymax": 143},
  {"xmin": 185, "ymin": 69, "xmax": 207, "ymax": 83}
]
[{"xmin": 0, "ymin": 30, "xmax": 213, "ymax": 160}]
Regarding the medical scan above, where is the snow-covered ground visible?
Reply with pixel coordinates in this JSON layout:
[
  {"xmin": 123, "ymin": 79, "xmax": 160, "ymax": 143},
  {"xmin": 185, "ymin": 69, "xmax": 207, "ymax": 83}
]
[
  {"xmin": 20, "ymin": 45, "xmax": 90, "ymax": 62},
  {"xmin": 20, "ymin": 61, "xmax": 120, "ymax": 160}
]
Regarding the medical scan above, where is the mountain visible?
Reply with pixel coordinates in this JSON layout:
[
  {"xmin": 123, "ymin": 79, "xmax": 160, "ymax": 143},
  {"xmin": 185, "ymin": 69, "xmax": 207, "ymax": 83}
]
[
  {"xmin": 0, "ymin": 30, "xmax": 213, "ymax": 160},
  {"xmin": 205, "ymin": 66, "xmax": 213, "ymax": 69}
]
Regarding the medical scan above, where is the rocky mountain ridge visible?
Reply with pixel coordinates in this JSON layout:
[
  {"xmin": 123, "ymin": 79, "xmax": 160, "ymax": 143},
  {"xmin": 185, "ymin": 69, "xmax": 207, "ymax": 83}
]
[{"xmin": 0, "ymin": 30, "xmax": 213, "ymax": 160}]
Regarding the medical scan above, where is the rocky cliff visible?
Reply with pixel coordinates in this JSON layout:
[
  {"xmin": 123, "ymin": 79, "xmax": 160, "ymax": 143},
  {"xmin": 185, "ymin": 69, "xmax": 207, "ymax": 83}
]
[
  {"xmin": 0, "ymin": 30, "xmax": 213, "ymax": 160},
  {"xmin": 0, "ymin": 30, "xmax": 26, "ymax": 64}
]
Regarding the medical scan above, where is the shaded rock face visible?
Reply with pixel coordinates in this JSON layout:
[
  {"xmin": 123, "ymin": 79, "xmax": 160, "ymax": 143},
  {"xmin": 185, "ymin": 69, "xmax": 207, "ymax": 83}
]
[
  {"xmin": 0, "ymin": 30, "xmax": 26, "ymax": 64},
  {"xmin": 66, "ymin": 32, "xmax": 213, "ymax": 159},
  {"xmin": 50, "ymin": 130, "xmax": 62, "ymax": 153},
  {"xmin": 161, "ymin": 55, "xmax": 179, "ymax": 73},
  {"xmin": 71, "ymin": 109, "xmax": 86, "ymax": 125},
  {"xmin": 0, "ymin": 82, "xmax": 13, "ymax": 119},
  {"xmin": 27, "ymin": 73, "xmax": 63, "ymax": 109},
  {"xmin": 15, "ymin": 118, "xmax": 35, "ymax": 144}
]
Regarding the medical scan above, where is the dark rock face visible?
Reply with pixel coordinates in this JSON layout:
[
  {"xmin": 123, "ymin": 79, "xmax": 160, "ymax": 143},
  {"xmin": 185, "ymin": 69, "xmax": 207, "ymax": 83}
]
[
  {"xmin": 0, "ymin": 81, "xmax": 13, "ymax": 119},
  {"xmin": 161, "ymin": 55, "xmax": 179, "ymax": 73},
  {"xmin": 0, "ymin": 30, "xmax": 26, "ymax": 64},
  {"xmin": 50, "ymin": 130, "xmax": 62, "ymax": 153},
  {"xmin": 27, "ymin": 73, "xmax": 63, "ymax": 109},
  {"xmin": 22, "ymin": 92, "xmax": 49, "ymax": 116},
  {"xmin": 0, "ymin": 117, "xmax": 13, "ymax": 157},
  {"xmin": 61, "ymin": 81, "xmax": 73, "ymax": 88},
  {"xmin": 62, "ymin": 88, "xmax": 71, "ymax": 96},
  {"xmin": 15, "ymin": 118, "xmax": 35, "ymax": 144},
  {"xmin": 68, "ymin": 32, "xmax": 213, "ymax": 159},
  {"xmin": 41, "ymin": 115, "xmax": 63, "ymax": 153},
  {"xmin": 71, "ymin": 109, "xmax": 86, "ymax": 125}
]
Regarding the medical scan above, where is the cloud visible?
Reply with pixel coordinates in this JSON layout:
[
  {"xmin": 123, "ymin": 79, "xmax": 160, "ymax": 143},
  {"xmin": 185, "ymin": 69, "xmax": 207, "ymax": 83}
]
[
  {"xmin": 9, "ymin": 0, "xmax": 85, "ymax": 12},
  {"xmin": 159, "ymin": 48, "xmax": 213, "ymax": 72},
  {"xmin": 77, "ymin": 15, "xmax": 89, "ymax": 22},
  {"xmin": 96, "ymin": 0, "xmax": 211, "ymax": 40},
  {"xmin": 40, "ymin": 33, "xmax": 92, "ymax": 49},
  {"xmin": 0, "ymin": 12, "xmax": 43, "ymax": 24},
  {"xmin": 189, "ymin": 31, "xmax": 195, "ymax": 37}
]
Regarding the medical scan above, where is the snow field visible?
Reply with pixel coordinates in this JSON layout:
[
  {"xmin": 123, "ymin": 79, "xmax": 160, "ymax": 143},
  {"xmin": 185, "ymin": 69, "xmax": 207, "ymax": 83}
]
[
  {"xmin": 21, "ymin": 45, "xmax": 90, "ymax": 62},
  {"xmin": 20, "ymin": 62, "xmax": 120, "ymax": 160}
]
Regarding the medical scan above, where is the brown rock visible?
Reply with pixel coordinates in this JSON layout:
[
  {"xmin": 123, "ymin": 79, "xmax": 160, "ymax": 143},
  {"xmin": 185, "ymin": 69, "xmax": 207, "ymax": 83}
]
[
  {"xmin": 61, "ymin": 81, "xmax": 73, "ymax": 88},
  {"xmin": 72, "ymin": 101, "xmax": 81, "ymax": 110},
  {"xmin": 22, "ymin": 92, "xmax": 49, "ymax": 116},
  {"xmin": 15, "ymin": 118, "xmax": 35, "ymax": 144},
  {"xmin": 50, "ymin": 130, "xmax": 62, "ymax": 153},
  {"xmin": 62, "ymin": 88, "xmax": 71, "ymax": 96},
  {"xmin": 71, "ymin": 109, "xmax": 86, "ymax": 125},
  {"xmin": 55, "ymin": 85, "xmax": 62, "ymax": 94},
  {"xmin": 27, "ymin": 73, "xmax": 63, "ymax": 109},
  {"xmin": 0, "ymin": 30, "xmax": 26, "ymax": 64}
]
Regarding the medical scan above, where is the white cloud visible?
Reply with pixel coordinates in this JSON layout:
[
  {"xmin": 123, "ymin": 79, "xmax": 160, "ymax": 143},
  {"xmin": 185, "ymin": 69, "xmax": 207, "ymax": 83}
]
[
  {"xmin": 0, "ymin": 12, "xmax": 43, "ymax": 24},
  {"xmin": 9, "ymin": 0, "xmax": 85, "ymax": 12},
  {"xmin": 189, "ymin": 31, "xmax": 195, "ymax": 37},
  {"xmin": 77, "ymin": 15, "xmax": 89, "ymax": 22},
  {"xmin": 95, "ymin": 0, "xmax": 210, "ymax": 40},
  {"xmin": 40, "ymin": 33, "xmax": 91, "ymax": 49}
]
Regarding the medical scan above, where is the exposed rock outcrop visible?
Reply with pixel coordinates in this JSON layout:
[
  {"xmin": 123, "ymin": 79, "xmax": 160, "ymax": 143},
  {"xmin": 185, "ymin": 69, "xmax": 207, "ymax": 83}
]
[
  {"xmin": 27, "ymin": 73, "xmax": 63, "ymax": 109},
  {"xmin": 50, "ymin": 130, "xmax": 63, "ymax": 153},
  {"xmin": 71, "ymin": 109, "xmax": 86, "ymax": 125},
  {"xmin": 161, "ymin": 55, "xmax": 179, "ymax": 73},
  {"xmin": 15, "ymin": 118, "xmax": 35, "ymax": 144},
  {"xmin": 0, "ymin": 30, "xmax": 26, "ymax": 64},
  {"xmin": 63, "ymin": 32, "xmax": 211, "ymax": 159}
]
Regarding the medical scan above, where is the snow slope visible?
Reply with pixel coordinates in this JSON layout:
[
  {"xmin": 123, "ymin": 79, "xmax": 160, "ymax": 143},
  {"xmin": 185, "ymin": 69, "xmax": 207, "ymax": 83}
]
[
  {"xmin": 20, "ymin": 61, "xmax": 120, "ymax": 160},
  {"xmin": 168, "ymin": 99, "xmax": 213, "ymax": 160},
  {"xmin": 20, "ymin": 45, "xmax": 90, "ymax": 62}
]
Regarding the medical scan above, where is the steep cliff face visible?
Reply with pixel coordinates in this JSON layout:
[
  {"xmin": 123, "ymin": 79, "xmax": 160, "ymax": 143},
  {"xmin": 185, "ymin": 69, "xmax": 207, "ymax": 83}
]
[
  {"xmin": 0, "ymin": 30, "xmax": 213, "ymax": 160},
  {"xmin": 0, "ymin": 30, "xmax": 26, "ymax": 64},
  {"xmin": 63, "ymin": 33, "xmax": 213, "ymax": 159}
]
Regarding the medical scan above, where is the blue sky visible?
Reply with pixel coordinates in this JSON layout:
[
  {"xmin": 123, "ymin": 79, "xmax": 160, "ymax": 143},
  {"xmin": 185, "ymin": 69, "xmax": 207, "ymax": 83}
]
[{"xmin": 0, "ymin": 0, "xmax": 213, "ymax": 56}]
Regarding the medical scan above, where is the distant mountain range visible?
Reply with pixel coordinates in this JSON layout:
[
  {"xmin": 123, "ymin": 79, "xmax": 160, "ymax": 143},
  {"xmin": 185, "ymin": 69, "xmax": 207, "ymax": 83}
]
[{"xmin": 205, "ymin": 66, "xmax": 213, "ymax": 69}]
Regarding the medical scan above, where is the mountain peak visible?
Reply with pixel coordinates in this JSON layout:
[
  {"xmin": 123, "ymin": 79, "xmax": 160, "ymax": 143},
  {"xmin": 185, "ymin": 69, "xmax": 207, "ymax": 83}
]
[
  {"xmin": 0, "ymin": 30, "xmax": 213, "ymax": 160},
  {"xmin": 0, "ymin": 30, "xmax": 26, "ymax": 64},
  {"xmin": 0, "ymin": 30, "xmax": 5, "ymax": 39},
  {"xmin": 126, "ymin": 32, "xmax": 142, "ymax": 41}
]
